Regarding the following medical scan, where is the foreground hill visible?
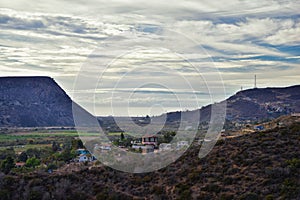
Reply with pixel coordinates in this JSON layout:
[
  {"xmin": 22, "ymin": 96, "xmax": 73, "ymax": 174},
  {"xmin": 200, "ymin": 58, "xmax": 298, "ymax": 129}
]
[{"xmin": 0, "ymin": 119, "xmax": 299, "ymax": 199}]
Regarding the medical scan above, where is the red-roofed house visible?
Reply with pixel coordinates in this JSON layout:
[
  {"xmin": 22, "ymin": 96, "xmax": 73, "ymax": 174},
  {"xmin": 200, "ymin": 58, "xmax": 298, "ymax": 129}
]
[{"xmin": 142, "ymin": 134, "xmax": 158, "ymax": 147}]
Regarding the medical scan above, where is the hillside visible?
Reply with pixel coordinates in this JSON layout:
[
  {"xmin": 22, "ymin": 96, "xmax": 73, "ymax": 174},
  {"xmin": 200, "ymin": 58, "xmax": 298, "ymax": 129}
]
[
  {"xmin": 226, "ymin": 85, "xmax": 300, "ymax": 121},
  {"xmin": 0, "ymin": 77, "xmax": 84, "ymax": 127},
  {"xmin": 0, "ymin": 76, "xmax": 299, "ymax": 129},
  {"xmin": 100, "ymin": 85, "xmax": 300, "ymax": 132},
  {"xmin": 162, "ymin": 85, "xmax": 300, "ymax": 123},
  {"xmin": 0, "ymin": 120, "xmax": 299, "ymax": 199}
]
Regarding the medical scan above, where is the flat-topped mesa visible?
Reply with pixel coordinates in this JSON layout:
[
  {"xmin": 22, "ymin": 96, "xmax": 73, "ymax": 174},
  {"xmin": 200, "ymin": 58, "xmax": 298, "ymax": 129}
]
[{"xmin": 0, "ymin": 76, "xmax": 75, "ymax": 127}]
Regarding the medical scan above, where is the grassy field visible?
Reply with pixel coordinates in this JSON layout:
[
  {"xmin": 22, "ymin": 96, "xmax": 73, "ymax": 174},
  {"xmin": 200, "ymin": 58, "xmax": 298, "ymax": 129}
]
[
  {"xmin": 107, "ymin": 132, "xmax": 135, "ymax": 136},
  {"xmin": 0, "ymin": 131, "xmax": 101, "ymax": 139},
  {"xmin": 0, "ymin": 130, "xmax": 141, "ymax": 153},
  {"xmin": 0, "ymin": 130, "xmax": 102, "ymax": 151},
  {"xmin": 0, "ymin": 143, "xmax": 52, "ymax": 153}
]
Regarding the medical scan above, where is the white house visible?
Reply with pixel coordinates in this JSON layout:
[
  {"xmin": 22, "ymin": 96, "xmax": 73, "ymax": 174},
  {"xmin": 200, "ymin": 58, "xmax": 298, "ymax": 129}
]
[
  {"xmin": 78, "ymin": 154, "xmax": 96, "ymax": 162},
  {"xmin": 99, "ymin": 145, "xmax": 111, "ymax": 151},
  {"xmin": 291, "ymin": 113, "xmax": 300, "ymax": 117},
  {"xmin": 159, "ymin": 143, "xmax": 172, "ymax": 151},
  {"xmin": 78, "ymin": 154, "xmax": 89, "ymax": 162}
]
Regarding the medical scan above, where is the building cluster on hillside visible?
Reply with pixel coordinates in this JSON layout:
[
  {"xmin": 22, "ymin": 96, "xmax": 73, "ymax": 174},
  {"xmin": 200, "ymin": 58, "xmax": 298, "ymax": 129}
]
[
  {"xmin": 78, "ymin": 134, "xmax": 191, "ymax": 160},
  {"xmin": 261, "ymin": 102, "xmax": 291, "ymax": 114},
  {"xmin": 130, "ymin": 134, "xmax": 190, "ymax": 153},
  {"xmin": 76, "ymin": 149, "xmax": 96, "ymax": 162}
]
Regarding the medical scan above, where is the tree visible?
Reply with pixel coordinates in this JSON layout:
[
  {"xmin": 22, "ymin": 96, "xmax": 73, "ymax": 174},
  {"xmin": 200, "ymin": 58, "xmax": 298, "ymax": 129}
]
[
  {"xmin": 47, "ymin": 163, "xmax": 58, "ymax": 171},
  {"xmin": 26, "ymin": 157, "xmax": 40, "ymax": 168},
  {"xmin": 1, "ymin": 156, "xmax": 15, "ymax": 174},
  {"xmin": 72, "ymin": 139, "xmax": 84, "ymax": 150},
  {"xmin": 52, "ymin": 141, "xmax": 60, "ymax": 152},
  {"xmin": 59, "ymin": 148, "xmax": 76, "ymax": 162},
  {"xmin": 0, "ymin": 148, "xmax": 16, "ymax": 160},
  {"xmin": 120, "ymin": 132, "xmax": 125, "ymax": 140},
  {"xmin": 18, "ymin": 151, "xmax": 28, "ymax": 162},
  {"xmin": 26, "ymin": 148, "xmax": 41, "ymax": 158}
]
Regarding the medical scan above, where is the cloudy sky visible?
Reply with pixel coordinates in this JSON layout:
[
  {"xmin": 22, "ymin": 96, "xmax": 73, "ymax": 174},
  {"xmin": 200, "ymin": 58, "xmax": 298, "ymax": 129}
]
[{"xmin": 0, "ymin": 0, "xmax": 299, "ymax": 116}]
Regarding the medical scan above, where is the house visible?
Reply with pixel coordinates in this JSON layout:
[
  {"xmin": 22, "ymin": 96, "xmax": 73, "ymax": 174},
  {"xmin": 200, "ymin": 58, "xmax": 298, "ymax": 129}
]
[
  {"xmin": 95, "ymin": 144, "xmax": 111, "ymax": 151},
  {"xmin": 159, "ymin": 143, "xmax": 172, "ymax": 151},
  {"xmin": 78, "ymin": 154, "xmax": 96, "ymax": 162},
  {"xmin": 76, "ymin": 149, "xmax": 89, "ymax": 155},
  {"xmin": 101, "ymin": 145, "xmax": 111, "ymax": 151},
  {"xmin": 142, "ymin": 134, "xmax": 158, "ymax": 147},
  {"xmin": 254, "ymin": 125, "xmax": 264, "ymax": 131},
  {"xmin": 220, "ymin": 129, "xmax": 226, "ymax": 137},
  {"xmin": 15, "ymin": 162, "xmax": 26, "ymax": 168},
  {"xmin": 291, "ymin": 113, "xmax": 300, "ymax": 117},
  {"xmin": 78, "ymin": 154, "xmax": 89, "ymax": 162}
]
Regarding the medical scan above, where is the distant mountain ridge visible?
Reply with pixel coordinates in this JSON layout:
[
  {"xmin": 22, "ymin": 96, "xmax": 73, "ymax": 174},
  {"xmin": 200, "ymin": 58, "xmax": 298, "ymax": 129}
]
[
  {"xmin": 225, "ymin": 85, "xmax": 300, "ymax": 121},
  {"xmin": 0, "ymin": 76, "xmax": 299, "ymax": 127},
  {"xmin": 0, "ymin": 77, "xmax": 77, "ymax": 127},
  {"xmin": 158, "ymin": 85, "xmax": 300, "ymax": 125},
  {"xmin": 99, "ymin": 85, "xmax": 300, "ymax": 132}
]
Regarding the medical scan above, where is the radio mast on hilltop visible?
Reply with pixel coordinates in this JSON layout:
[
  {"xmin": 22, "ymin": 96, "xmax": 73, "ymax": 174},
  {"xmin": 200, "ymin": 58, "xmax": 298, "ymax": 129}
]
[{"xmin": 254, "ymin": 74, "xmax": 257, "ymax": 88}]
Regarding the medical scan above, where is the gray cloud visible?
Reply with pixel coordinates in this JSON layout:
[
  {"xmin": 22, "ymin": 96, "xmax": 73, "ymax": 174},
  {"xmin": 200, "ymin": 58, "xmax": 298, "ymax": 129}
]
[{"xmin": 0, "ymin": 1, "xmax": 299, "ymax": 115}]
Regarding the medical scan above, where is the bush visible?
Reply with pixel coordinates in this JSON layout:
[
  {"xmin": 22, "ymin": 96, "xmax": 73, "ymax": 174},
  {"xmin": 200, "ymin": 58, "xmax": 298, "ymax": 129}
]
[
  {"xmin": 265, "ymin": 194, "xmax": 274, "ymax": 200},
  {"xmin": 151, "ymin": 185, "xmax": 163, "ymax": 195},
  {"xmin": 239, "ymin": 192, "xmax": 259, "ymax": 200},
  {"xmin": 203, "ymin": 183, "xmax": 221, "ymax": 193},
  {"xmin": 47, "ymin": 163, "xmax": 57, "ymax": 171},
  {"xmin": 0, "ymin": 156, "xmax": 15, "ymax": 174},
  {"xmin": 0, "ymin": 189, "xmax": 11, "ymax": 200},
  {"xmin": 28, "ymin": 190, "xmax": 43, "ymax": 200},
  {"xmin": 26, "ymin": 157, "xmax": 40, "ymax": 168},
  {"xmin": 220, "ymin": 192, "xmax": 234, "ymax": 200},
  {"xmin": 280, "ymin": 178, "xmax": 299, "ymax": 198},
  {"xmin": 286, "ymin": 158, "xmax": 300, "ymax": 169},
  {"xmin": 18, "ymin": 151, "xmax": 28, "ymax": 162}
]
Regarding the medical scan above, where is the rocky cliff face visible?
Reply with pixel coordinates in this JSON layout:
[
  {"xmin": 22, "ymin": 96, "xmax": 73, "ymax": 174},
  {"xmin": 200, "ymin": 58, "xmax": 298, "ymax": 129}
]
[{"xmin": 0, "ymin": 77, "xmax": 75, "ymax": 127}]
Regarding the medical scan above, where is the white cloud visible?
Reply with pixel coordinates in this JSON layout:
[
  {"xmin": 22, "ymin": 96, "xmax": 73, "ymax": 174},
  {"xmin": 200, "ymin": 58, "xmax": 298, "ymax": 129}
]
[{"xmin": 0, "ymin": 1, "xmax": 299, "ymax": 115}]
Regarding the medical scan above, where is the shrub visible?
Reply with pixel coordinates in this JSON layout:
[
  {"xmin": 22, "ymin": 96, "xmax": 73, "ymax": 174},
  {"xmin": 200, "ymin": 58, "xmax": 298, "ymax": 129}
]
[
  {"xmin": 265, "ymin": 194, "xmax": 274, "ymax": 200},
  {"xmin": 286, "ymin": 158, "xmax": 300, "ymax": 169},
  {"xmin": 203, "ymin": 183, "xmax": 221, "ymax": 193},
  {"xmin": 151, "ymin": 185, "xmax": 163, "ymax": 195},
  {"xmin": 26, "ymin": 157, "xmax": 40, "ymax": 168},
  {"xmin": 239, "ymin": 192, "xmax": 259, "ymax": 200},
  {"xmin": 0, "ymin": 156, "xmax": 15, "ymax": 174},
  {"xmin": 0, "ymin": 189, "xmax": 11, "ymax": 200},
  {"xmin": 280, "ymin": 178, "xmax": 299, "ymax": 198},
  {"xmin": 28, "ymin": 190, "xmax": 43, "ymax": 200}
]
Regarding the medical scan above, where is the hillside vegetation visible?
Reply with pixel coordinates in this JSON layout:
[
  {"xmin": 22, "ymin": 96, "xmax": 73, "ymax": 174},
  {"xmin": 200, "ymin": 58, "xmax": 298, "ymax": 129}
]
[{"xmin": 0, "ymin": 121, "xmax": 299, "ymax": 199}]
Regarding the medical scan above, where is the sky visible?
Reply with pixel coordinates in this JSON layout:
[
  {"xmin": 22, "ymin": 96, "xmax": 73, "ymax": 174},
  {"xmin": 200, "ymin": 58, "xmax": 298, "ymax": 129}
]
[{"xmin": 0, "ymin": 0, "xmax": 300, "ymax": 116}]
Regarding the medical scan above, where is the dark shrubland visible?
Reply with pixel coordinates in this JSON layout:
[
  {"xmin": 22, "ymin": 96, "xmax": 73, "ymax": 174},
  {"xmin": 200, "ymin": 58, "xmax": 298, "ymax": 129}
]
[{"xmin": 0, "ymin": 123, "xmax": 299, "ymax": 199}]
